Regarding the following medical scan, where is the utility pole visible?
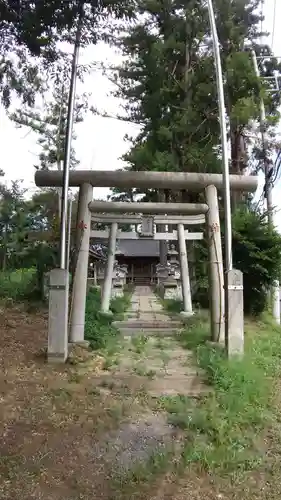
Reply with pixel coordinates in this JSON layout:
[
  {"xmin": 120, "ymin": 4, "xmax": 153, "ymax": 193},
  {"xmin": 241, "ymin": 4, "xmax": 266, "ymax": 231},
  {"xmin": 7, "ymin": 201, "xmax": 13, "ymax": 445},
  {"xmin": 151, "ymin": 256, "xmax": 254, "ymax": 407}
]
[
  {"xmin": 66, "ymin": 196, "xmax": 73, "ymax": 272},
  {"xmin": 207, "ymin": 0, "xmax": 235, "ymax": 352},
  {"xmin": 252, "ymin": 49, "xmax": 280, "ymax": 324},
  {"xmin": 206, "ymin": 0, "xmax": 232, "ymax": 272},
  {"xmin": 59, "ymin": 2, "xmax": 83, "ymax": 269},
  {"xmin": 251, "ymin": 50, "xmax": 274, "ymax": 222}
]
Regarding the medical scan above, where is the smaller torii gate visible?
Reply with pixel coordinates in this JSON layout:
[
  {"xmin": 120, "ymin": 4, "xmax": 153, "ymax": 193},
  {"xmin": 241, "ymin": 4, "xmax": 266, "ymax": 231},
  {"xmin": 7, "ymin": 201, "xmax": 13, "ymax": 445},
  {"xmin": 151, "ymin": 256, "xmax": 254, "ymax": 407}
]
[{"xmin": 89, "ymin": 212, "xmax": 205, "ymax": 317}]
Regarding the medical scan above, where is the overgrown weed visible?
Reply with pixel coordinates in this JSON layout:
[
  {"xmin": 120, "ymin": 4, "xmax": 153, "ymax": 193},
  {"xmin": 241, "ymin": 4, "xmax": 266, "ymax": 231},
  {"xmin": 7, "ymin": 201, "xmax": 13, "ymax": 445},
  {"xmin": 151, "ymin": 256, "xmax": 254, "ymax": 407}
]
[
  {"xmin": 162, "ymin": 313, "xmax": 281, "ymax": 473},
  {"xmin": 163, "ymin": 298, "xmax": 182, "ymax": 314},
  {"xmin": 0, "ymin": 268, "xmax": 37, "ymax": 301},
  {"xmin": 84, "ymin": 287, "xmax": 131, "ymax": 350}
]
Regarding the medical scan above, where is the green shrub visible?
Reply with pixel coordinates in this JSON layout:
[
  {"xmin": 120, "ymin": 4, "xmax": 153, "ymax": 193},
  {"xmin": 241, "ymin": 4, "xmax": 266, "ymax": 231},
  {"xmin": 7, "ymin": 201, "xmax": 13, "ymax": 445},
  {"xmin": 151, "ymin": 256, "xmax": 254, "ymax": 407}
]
[
  {"xmin": 194, "ymin": 207, "xmax": 281, "ymax": 315},
  {"xmin": 231, "ymin": 208, "xmax": 281, "ymax": 315},
  {"xmin": 163, "ymin": 298, "xmax": 182, "ymax": 314},
  {"xmin": 0, "ymin": 268, "xmax": 38, "ymax": 301},
  {"xmin": 84, "ymin": 287, "xmax": 130, "ymax": 350}
]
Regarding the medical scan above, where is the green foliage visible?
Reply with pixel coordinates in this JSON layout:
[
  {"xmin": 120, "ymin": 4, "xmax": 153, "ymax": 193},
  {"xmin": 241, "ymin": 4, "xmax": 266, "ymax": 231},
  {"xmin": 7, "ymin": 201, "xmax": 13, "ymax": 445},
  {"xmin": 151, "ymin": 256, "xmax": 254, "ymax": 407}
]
[
  {"xmin": 0, "ymin": 0, "xmax": 135, "ymax": 108},
  {"xmin": 162, "ymin": 298, "xmax": 182, "ymax": 315},
  {"xmin": 84, "ymin": 287, "xmax": 130, "ymax": 350},
  {"xmin": 190, "ymin": 207, "xmax": 281, "ymax": 316},
  {"xmin": 106, "ymin": 0, "xmax": 281, "ymax": 207},
  {"xmin": 0, "ymin": 180, "xmax": 59, "ymax": 274},
  {"xmin": 0, "ymin": 180, "xmax": 30, "ymax": 270},
  {"xmin": 84, "ymin": 288, "xmax": 116, "ymax": 350},
  {"xmin": 167, "ymin": 315, "xmax": 281, "ymax": 472},
  {"xmin": 114, "ymin": 1, "xmax": 221, "ymax": 183},
  {"xmin": 10, "ymin": 61, "xmax": 90, "ymax": 171},
  {"xmin": 0, "ymin": 268, "xmax": 37, "ymax": 301},
  {"xmin": 231, "ymin": 208, "xmax": 281, "ymax": 315}
]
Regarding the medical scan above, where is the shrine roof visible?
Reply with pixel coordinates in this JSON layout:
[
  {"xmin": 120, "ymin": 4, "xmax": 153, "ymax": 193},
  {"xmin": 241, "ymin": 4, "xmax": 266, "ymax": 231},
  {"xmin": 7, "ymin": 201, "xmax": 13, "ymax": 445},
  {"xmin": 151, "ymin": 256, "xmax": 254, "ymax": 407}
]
[{"xmin": 115, "ymin": 240, "xmax": 160, "ymax": 257}]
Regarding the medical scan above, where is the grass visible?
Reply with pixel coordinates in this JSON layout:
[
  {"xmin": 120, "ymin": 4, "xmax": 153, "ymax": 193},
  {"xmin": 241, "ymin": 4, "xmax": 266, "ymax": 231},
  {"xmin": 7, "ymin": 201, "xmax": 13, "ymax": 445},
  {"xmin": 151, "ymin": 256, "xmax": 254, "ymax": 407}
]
[
  {"xmin": 131, "ymin": 335, "xmax": 149, "ymax": 354},
  {"xmin": 162, "ymin": 298, "xmax": 183, "ymax": 314},
  {"xmin": 158, "ymin": 312, "xmax": 281, "ymax": 475},
  {"xmin": 3, "ymin": 281, "xmax": 281, "ymax": 499},
  {"xmin": 0, "ymin": 268, "xmax": 37, "ymax": 301},
  {"xmin": 113, "ymin": 447, "xmax": 175, "ymax": 499},
  {"xmin": 84, "ymin": 286, "xmax": 131, "ymax": 350},
  {"xmin": 84, "ymin": 296, "xmax": 281, "ymax": 493}
]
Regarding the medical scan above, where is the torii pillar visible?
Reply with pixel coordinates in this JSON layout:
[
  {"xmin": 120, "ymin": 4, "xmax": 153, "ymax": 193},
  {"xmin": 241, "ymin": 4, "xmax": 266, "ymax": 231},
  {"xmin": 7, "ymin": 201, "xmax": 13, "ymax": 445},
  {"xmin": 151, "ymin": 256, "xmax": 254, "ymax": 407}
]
[
  {"xmin": 69, "ymin": 183, "xmax": 93, "ymax": 343},
  {"xmin": 100, "ymin": 222, "xmax": 118, "ymax": 314},
  {"xmin": 205, "ymin": 185, "xmax": 225, "ymax": 343}
]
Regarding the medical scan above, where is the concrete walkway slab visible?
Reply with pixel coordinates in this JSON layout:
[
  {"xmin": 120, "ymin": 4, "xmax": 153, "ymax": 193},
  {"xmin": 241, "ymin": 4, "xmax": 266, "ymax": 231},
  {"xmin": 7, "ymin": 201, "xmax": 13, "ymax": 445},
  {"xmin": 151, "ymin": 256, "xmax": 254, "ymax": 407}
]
[{"xmin": 111, "ymin": 286, "xmax": 208, "ymax": 398}]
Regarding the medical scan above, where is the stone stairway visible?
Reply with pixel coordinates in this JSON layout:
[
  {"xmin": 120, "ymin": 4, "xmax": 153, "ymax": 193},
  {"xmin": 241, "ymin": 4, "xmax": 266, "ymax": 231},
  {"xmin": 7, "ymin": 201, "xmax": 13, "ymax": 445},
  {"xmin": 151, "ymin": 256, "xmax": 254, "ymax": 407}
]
[{"xmin": 113, "ymin": 286, "xmax": 183, "ymax": 337}]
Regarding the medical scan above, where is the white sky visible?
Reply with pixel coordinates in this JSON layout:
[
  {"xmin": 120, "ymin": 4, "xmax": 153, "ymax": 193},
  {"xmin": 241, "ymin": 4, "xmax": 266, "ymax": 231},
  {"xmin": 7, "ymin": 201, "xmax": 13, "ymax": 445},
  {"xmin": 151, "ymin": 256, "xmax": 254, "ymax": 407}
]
[{"xmin": 0, "ymin": 1, "xmax": 280, "ymax": 222}]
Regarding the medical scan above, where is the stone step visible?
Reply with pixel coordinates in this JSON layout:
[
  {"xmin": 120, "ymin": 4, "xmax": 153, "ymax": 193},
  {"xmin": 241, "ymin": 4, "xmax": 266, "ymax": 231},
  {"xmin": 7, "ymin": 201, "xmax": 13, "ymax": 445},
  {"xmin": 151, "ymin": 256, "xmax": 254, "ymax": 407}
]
[
  {"xmin": 113, "ymin": 320, "xmax": 182, "ymax": 329},
  {"xmin": 134, "ymin": 309, "xmax": 167, "ymax": 313},
  {"xmin": 120, "ymin": 328, "xmax": 180, "ymax": 337}
]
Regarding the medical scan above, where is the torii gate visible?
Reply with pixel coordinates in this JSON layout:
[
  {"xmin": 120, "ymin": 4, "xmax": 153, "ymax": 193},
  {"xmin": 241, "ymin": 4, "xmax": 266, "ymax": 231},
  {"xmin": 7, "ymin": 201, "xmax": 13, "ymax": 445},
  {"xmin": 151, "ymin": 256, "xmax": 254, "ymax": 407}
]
[
  {"xmin": 34, "ymin": 169, "xmax": 258, "ymax": 363},
  {"xmin": 90, "ymin": 212, "xmax": 205, "ymax": 316}
]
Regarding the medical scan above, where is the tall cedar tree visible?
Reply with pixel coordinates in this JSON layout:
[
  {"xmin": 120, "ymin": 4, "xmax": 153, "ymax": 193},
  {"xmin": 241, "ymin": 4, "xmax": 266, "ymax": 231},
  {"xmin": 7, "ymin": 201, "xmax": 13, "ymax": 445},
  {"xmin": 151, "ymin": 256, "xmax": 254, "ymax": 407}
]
[{"xmin": 108, "ymin": 0, "xmax": 281, "ymax": 203}]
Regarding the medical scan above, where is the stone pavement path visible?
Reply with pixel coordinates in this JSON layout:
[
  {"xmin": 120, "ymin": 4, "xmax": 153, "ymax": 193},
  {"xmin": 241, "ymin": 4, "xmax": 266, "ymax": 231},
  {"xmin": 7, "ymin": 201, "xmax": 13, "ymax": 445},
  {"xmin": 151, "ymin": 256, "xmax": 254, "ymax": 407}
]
[
  {"xmin": 113, "ymin": 286, "xmax": 207, "ymax": 397},
  {"xmin": 114, "ymin": 334, "xmax": 207, "ymax": 398},
  {"xmin": 128, "ymin": 285, "xmax": 167, "ymax": 321},
  {"xmin": 114, "ymin": 285, "xmax": 182, "ymax": 336},
  {"xmin": 89, "ymin": 286, "xmax": 208, "ymax": 487}
]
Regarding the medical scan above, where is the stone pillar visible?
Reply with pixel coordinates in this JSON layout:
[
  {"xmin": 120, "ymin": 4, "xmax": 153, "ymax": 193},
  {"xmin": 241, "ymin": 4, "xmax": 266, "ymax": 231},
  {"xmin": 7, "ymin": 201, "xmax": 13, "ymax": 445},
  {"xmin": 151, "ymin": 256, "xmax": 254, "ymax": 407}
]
[
  {"xmin": 205, "ymin": 184, "xmax": 225, "ymax": 343},
  {"xmin": 177, "ymin": 223, "xmax": 193, "ymax": 317},
  {"xmin": 69, "ymin": 183, "xmax": 93, "ymax": 343},
  {"xmin": 101, "ymin": 222, "xmax": 118, "ymax": 314},
  {"xmin": 48, "ymin": 268, "xmax": 69, "ymax": 363},
  {"xmin": 93, "ymin": 262, "xmax": 97, "ymax": 286},
  {"xmin": 225, "ymin": 269, "xmax": 244, "ymax": 357},
  {"xmin": 159, "ymin": 190, "xmax": 168, "ymax": 266}
]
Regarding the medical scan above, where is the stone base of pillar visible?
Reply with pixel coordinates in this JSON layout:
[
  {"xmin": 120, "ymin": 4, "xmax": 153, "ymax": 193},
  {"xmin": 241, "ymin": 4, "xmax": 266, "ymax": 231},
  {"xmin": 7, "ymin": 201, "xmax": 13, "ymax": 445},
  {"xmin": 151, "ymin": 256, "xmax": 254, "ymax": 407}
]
[
  {"xmin": 69, "ymin": 325, "xmax": 85, "ymax": 344},
  {"xmin": 206, "ymin": 340, "xmax": 225, "ymax": 352},
  {"xmin": 47, "ymin": 268, "xmax": 69, "ymax": 364},
  {"xmin": 180, "ymin": 311, "xmax": 194, "ymax": 319},
  {"xmin": 68, "ymin": 340, "xmax": 90, "ymax": 350},
  {"xmin": 225, "ymin": 269, "xmax": 244, "ymax": 358},
  {"xmin": 100, "ymin": 310, "xmax": 113, "ymax": 318}
]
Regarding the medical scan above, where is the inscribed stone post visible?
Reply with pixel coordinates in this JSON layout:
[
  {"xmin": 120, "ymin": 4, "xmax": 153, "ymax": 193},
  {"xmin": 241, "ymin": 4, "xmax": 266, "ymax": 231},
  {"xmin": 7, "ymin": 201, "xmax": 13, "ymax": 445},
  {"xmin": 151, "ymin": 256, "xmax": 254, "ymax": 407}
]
[
  {"xmin": 225, "ymin": 269, "xmax": 244, "ymax": 357},
  {"xmin": 48, "ymin": 269, "xmax": 69, "ymax": 363}
]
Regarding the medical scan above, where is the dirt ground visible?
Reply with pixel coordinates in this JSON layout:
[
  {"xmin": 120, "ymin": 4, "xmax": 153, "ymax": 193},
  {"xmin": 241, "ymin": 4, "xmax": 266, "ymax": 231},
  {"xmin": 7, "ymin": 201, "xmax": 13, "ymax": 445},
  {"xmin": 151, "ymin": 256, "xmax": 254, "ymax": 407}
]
[{"xmin": 1, "ymin": 304, "xmax": 281, "ymax": 500}]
